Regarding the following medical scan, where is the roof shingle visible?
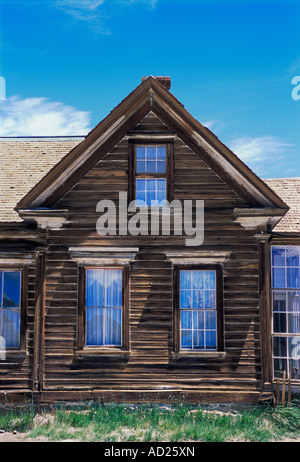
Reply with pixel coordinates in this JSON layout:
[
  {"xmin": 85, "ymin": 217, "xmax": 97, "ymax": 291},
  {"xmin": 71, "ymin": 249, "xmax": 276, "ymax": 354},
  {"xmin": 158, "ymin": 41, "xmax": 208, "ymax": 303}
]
[
  {"xmin": 264, "ymin": 178, "xmax": 300, "ymax": 233},
  {"xmin": 0, "ymin": 137, "xmax": 83, "ymax": 222}
]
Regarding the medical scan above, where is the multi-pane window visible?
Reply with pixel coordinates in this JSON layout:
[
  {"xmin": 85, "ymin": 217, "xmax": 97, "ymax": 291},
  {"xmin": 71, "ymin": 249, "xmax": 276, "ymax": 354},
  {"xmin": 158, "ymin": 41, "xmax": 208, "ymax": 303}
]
[
  {"xmin": 179, "ymin": 269, "xmax": 217, "ymax": 350},
  {"xmin": 0, "ymin": 271, "xmax": 21, "ymax": 348},
  {"xmin": 85, "ymin": 268, "xmax": 123, "ymax": 347},
  {"xmin": 135, "ymin": 145, "xmax": 167, "ymax": 206},
  {"xmin": 271, "ymin": 246, "xmax": 300, "ymax": 380}
]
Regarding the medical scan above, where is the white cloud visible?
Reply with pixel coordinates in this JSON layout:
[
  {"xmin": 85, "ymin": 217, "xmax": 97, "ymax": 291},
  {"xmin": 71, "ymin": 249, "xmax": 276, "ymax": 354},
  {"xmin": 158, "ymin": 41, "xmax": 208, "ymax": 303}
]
[
  {"xmin": 202, "ymin": 120, "xmax": 218, "ymax": 130},
  {"xmin": 228, "ymin": 136, "xmax": 292, "ymax": 163},
  {"xmin": 57, "ymin": 0, "xmax": 106, "ymax": 9},
  {"xmin": 0, "ymin": 96, "xmax": 91, "ymax": 136},
  {"xmin": 53, "ymin": 0, "xmax": 157, "ymax": 33}
]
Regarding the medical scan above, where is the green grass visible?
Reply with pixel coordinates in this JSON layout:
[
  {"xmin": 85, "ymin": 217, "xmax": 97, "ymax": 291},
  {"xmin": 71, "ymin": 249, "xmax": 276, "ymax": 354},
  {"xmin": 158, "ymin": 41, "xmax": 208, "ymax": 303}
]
[{"xmin": 0, "ymin": 401, "xmax": 300, "ymax": 442}]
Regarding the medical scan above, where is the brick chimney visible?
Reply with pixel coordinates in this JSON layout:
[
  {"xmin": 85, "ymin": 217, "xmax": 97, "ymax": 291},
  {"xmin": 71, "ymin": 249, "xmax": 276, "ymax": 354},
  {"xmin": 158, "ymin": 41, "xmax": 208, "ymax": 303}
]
[{"xmin": 142, "ymin": 76, "xmax": 171, "ymax": 90}]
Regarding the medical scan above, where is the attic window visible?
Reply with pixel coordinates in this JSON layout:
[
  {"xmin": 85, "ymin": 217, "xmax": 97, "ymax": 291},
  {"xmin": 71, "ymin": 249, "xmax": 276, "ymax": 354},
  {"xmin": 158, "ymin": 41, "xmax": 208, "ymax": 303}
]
[{"xmin": 128, "ymin": 142, "xmax": 174, "ymax": 205}]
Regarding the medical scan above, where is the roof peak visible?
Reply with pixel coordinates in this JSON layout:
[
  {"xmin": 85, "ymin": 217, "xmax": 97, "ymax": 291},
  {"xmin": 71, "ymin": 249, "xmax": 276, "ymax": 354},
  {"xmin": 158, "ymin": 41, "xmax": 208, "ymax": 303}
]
[{"xmin": 142, "ymin": 76, "xmax": 171, "ymax": 90}]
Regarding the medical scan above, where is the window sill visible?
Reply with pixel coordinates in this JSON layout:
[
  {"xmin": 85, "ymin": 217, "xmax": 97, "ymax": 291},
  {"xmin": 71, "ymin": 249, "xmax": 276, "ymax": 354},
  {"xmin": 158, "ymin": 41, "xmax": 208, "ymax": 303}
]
[
  {"xmin": 171, "ymin": 351, "xmax": 226, "ymax": 360},
  {"xmin": 76, "ymin": 348, "xmax": 131, "ymax": 359}
]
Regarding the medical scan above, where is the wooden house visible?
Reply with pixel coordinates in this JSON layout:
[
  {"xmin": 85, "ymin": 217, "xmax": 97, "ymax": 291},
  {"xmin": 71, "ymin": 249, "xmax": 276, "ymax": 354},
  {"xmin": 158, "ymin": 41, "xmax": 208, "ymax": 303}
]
[{"xmin": 0, "ymin": 76, "xmax": 299, "ymax": 404}]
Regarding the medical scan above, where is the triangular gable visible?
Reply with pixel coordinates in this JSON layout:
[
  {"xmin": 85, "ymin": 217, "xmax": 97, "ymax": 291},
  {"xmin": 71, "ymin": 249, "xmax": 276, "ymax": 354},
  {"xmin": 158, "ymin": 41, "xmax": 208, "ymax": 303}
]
[{"xmin": 15, "ymin": 76, "xmax": 288, "ymax": 215}]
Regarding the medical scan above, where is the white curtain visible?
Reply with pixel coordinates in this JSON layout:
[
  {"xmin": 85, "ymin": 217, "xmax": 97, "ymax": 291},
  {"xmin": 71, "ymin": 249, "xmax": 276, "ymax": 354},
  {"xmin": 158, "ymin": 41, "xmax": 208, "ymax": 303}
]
[
  {"xmin": 86, "ymin": 269, "xmax": 122, "ymax": 346},
  {"xmin": 0, "ymin": 271, "xmax": 21, "ymax": 348}
]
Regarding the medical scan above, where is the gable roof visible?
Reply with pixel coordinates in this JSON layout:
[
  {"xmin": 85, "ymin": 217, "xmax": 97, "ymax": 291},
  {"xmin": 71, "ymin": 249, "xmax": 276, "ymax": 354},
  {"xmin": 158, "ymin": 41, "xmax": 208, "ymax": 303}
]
[
  {"xmin": 0, "ymin": 137, "xmax": 83, "ymax": 223},
  {"xmin": 264, "ymin": 178, "xmax": 300, "ymax": 233},
  {"xmin": 15, "ymin": 76, "xmax": 288, "ymax": 213}
]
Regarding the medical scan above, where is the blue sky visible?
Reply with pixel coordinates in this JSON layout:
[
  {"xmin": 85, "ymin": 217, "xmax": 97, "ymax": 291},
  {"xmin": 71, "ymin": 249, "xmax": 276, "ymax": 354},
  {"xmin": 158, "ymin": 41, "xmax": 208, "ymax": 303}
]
[{"xmin": 0, "ymin": 0, "xmax": 299, "ymax": 179}]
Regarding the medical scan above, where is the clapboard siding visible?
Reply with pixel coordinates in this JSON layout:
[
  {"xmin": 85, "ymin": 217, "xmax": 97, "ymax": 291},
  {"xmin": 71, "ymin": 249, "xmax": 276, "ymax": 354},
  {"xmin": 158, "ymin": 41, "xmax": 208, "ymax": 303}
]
[{"xmin": 36, "ymin": 112, "xmax": 264, "ymax": 400}]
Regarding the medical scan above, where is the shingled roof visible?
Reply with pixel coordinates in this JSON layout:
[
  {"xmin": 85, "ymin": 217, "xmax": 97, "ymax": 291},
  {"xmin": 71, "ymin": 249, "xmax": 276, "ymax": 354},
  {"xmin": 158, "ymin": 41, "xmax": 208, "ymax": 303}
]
[
  {"xmin": 264, "ymin": 178, "xmax": 300, "ymax": 233},
  {"xmin": 0, "ymin": 137, "xmax": 84, "ymax": 223}
]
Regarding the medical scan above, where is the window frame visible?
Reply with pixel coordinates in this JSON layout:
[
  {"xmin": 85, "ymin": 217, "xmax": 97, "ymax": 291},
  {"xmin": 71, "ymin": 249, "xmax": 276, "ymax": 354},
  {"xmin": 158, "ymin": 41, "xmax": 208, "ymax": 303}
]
[
  {"xmin": 77, "ymin": 265, "xmax": 130, "ymax": 353},
  {"xmin": 0, "ymin": 267, "xmax": 27, "ymax": 352},
  {"xmin": 128, "ymin": 141, "xmax": 174, "ymax": 205},
  {"xmin": 173, "ymin": 264, "xmax": 224, "ymax": 354},
  {"xmin": 271, "ymin": 245, "xmax": 300, "ymax": 381}
]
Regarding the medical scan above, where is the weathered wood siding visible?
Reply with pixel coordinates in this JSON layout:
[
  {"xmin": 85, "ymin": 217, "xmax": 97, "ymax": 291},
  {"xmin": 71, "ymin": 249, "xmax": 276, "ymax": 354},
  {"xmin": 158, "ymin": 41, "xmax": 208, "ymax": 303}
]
[{"xmin": 40, "ymin": 112, "xmax": 262, "ymax": 401}]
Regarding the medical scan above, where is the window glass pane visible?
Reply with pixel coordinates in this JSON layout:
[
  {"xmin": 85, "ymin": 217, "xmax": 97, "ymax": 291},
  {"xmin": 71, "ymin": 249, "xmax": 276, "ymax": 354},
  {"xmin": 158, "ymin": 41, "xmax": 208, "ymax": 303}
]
[
  {"xmin": 104, "ymin": 269, "xmax": 122, "ymax": 308},
  {"xmin": 272, "ymin": 247, "xmax": 285, "ymax": 266},
  {"xmin": 192, "ymin": 290, "xmax": 203, "ymax": 309},
  {"xmin": 287, "ymin": 292, "xmax": 300, "ymax": 313},
  {"xmin": 180, "ymin": 290, "xmax": 191, "ymax": 309},
  {"xmin": 289, "ymin": 358, "xmax": 300, "ymax": 380},
  {"xmin": 180, "ymin": 271, "xmax": 192, "ymax": 290},
  {"xmin": 181, "ymin": 310, "xmax": 192, "ymax": 329},
  {"xmin": 147, "ymin": 146, "xmax": 156, "ymax": 159},
  {"xmin": 206, "ymin": 311, "xmax": 216, "ymax": 330},
  {"xmin": 287, "ymin": 292, "xmax": 300, "ymax": 333},
  {"xmin": 193, "ymin": 271, "xmax": 203, "ymax": 290},
  {"xmin": 273, "ymin": 267, "xmax": 286, "ymax": 288},
  {"xmin": 193, "ymin": 310, "xmax": 204, "ymax": 329},
  {"xmin": 193, "ymin": 331, "xmax": 204, "ymax": 349},
  {"xmin": 146, "ymin": 188, "xmax": 156, "ymax": 206},
  {"xmin": 206, "ymin": 330, "xmax": 217, "ymax": 349},
  {"xmin": 181, "ymin": 330, "xmax": 192, "ymax": 349},
  {"xmin": 287, "ymin": 267, "xmax": 300, "ymax": 288},
  {"xmin": 204, "ymin": 271, "xmax": 216, "ymax": 290},
  {"xmin": 136, "ymin": 147, "xmax": 145, "ymax": 160},
  {"xmin": 288, "ymin": 337, "xmax": 300, "ymax": 361},
  {"xmin": 286, "ymin": 247, "xmax": 300, "ymax": 267},
  {"xmin": 156, "ymin": 189, "xmax": 166, "ymax": 204},
  {"xmin": 146, "ymin": 161, "xmax": 156, "ymax": 173},
  {"xmin": 273, "ymin": 292, "xmax": 286, "ymax": 311},
  {"xmin": 136, "ymin": 179, "xmax": 146, "ymax": 205},
  {"xmin": 157, "ymin": 179, "xmax": 166, "ymax": 190},
  {"xmin": 157, "ymin": 146, "xmax": 166, "ymax": 160},
  {"xmin": 136, "ymin": 179, "xmax": 145, "ymax": 191},
  {"xmin": 136, "ymin": 161, "xmax": 145, "ymax": 173},
  {"xmin": 273, "ymin": 313, "xmax": 286, "ymax": 333},
  {"xmin": 3, "ymin": 272, "xmax": 21, "ymax": 308},
  {"xmin": 105, "ymin": 308, "xmax": 122, "ymax": 345},
  {"xmin": 274, "ymin": 336, "xmax": 287, "ymax": 357},
  {"xmin": 86, "ymin": 307, "xmax": 104, "ymax": 345},
  {"xmin": 204, "ymin": 290, "xmax": 216, "ymax": 309},
  {"xmin": 86, "ymin": 269, "xmax": 104, "ymax": 307},
  {"xmin": 288, "ymin": 314, "xmax": 300, "ymax": 333},
  {"xmin": 136, "ymin": 191, "xmax": 146, "ymax": 205},
  {"xmin": 180, "ymin": 271, "xmax": 192, "ymax": 308},
  {"xmin": 2, "ymin": 310, "xmax": 20, "ymax": 348},
  {"xmin": 156, "ymin": 161, "xmax": 166, "ymax": 173},
  {"xmin": 145, "ymin": 179, "xmax": 155, "ymax": 206},
  {"xmin": 274, "ymin": 358, "xmax": 287, "ymax": 379}
]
